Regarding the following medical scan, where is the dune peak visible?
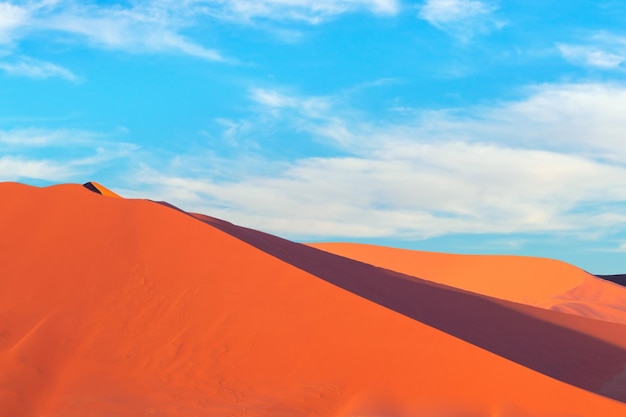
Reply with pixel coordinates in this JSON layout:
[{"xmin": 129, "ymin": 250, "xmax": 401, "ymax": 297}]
[{"xmin": 82, "ymin": 181, "xmax": 122, "ymax": 198}]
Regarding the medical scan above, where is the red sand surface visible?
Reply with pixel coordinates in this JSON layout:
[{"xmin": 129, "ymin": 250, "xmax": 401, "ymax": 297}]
[
  {"xmin": 1, "ymin": 182, "xmax": 626, "ymax": 417},
  {"xmin": 310, "ymin": 242, "xmax": 626, "ymax": 324}
]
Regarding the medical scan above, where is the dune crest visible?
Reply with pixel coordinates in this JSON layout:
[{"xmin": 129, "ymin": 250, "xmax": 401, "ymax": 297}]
[
  {"xmin": 1, "ymin": 182, "xmax": 626, "ymax": 417},
  {"xmin": 82, "ymin": 181, "xmax": 122, "ymax": 197}
]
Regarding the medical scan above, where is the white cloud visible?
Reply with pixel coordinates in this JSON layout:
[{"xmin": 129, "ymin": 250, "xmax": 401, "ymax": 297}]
[
  {"xmin": 0, "ymin": 128, "xmax": 96, "ymax": 147},
  {"xmin": 0, "ymin": 156, "xmax": 74, "ymax": 181},
  {"xmin": 558, "ymin": 44, "xmax": 625, "ymax": 69},
  {"xmin": 557, "ymin": 34, "xmax": 626, "ymax": 70},
  {"xmin": 70, "ymin": 143, "xmax": 139, "ymax": 167},
  {"xmin": 159, "ymin": 33, "xmax": 224, "ymax": 61},
  {"xmin": 473, "ymin": 83, "xmax": 626, "ymax": 161},
  {"xmin": 0, "ymin": 0, "xmax": 399, "ymax": 64},
  {"xmin": 0, "ymin": 127, "xmax": 138, "ymax": 182},
  {"xmin": 417, "ymin": 0, "xmax": 502, "ymax": 39},
  {"xmin": 38, "ymin": 2, "xmax": 226, "ymax": 61},
  {"xmin": 250, "ymin": 83, "xmax": 626, "ymax": 161},
  {"xmin": 210, "ymin": 0, "xmax": 399, "ymax": 23},
  {"xmin": 125, "ymin": 82, "xmax": 626, "ymax": 240},
  {"xmin": 0, "ymin": 2, "xmax": 30, "ymax": 44},
  {"xmin": 0, "ymin": 56, "xmax": 79, "ymax": 81},
  {"xmin": 250, "ymin": 88, "xmax": 298, "ymax": 107},
  {"xmin": 419, "ymin": 0, "xmax": 492, "ymax": 23},
  {"xmin": 0, "ymin": 1, "xmax": 225, "ymax": 61},
  {"xmin": 250, "ymin": 87, "xmax": 331, "ymax": 117},
  {"xmin": 134, "ymin": 140, "xmax": 626, "ymax": 239}
]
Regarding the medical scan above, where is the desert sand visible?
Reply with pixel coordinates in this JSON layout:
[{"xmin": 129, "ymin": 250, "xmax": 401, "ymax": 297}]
[{"xmin": 1, "ymin": 182, "xmax": 626, "ymax": 417}]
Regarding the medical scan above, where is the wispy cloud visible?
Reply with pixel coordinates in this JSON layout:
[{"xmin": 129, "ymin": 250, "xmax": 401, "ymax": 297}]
[
  {"xmin": 557, "ymin": 33, "xmax": 626, "ymax": 69},
  {"xmin": 38, "ymin": 1, "xmax": 225, "ymax": 61},
  {"xmin": 208, "ymin": 0, "xmax": 399, "ymax": 23},
  {"xmin": 250, "ymin": 88, "xmax": 299, "ymax": 107},
  {"xmin": 125, "ymin": 82, "xmax": 626, "ymax": 241},
  {"xmin": 0, "ymin": 0, "xmax": 400, "ymax": 65},
  {"xmin": 0, "ymin": 1, "xmax": 225, "ymax": 61},
  {"xmin": 0, "ymin": 156, "xmax": 74, "ymax": 181},
  {"xmin": 249, "ymin": 87, "xmax": 332, "ymax": 118},
  {"xmin": 558, "ymin": 45, "xmax": 625, "ymax": 69},
  {"xmin": 134, "ymin": 147, "xmax": 626, "ymax": 239},
  {"xmin": 474, "ymin": 83, "xmax": 626, "ymax": 161},
  {"xmin": 0, "ymin": 128, "xmax": 98, "ymax": 147},
  {"xmin": 0, "ymin": 2, "xmax": 30, "ymax": 44},
  {"xmin": 0, "ymin": 127, "xmax": 138, "ymax": 183},
  {"xmin": 0, "ymin": 56, "xmax": 79, "ymax": 81},
  {"xmin": 419, "ymin": 0, "xmax": 493, "ymax": 23},
  {"xmin": 417, "ymin": 0, "xmax": 503, "ymax": 39}
]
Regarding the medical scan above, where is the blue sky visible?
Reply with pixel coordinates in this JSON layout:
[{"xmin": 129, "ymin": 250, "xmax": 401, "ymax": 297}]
[{"xmin": 2, "ymin": 0, "xmax": 626, "ymax": 273}]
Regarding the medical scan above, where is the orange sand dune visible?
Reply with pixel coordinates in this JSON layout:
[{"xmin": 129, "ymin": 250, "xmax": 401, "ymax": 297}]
[
  {"xmin": 1, "ymin": 182, "xmax": 626, "ymax": 417},
  {"xmin": 310, "ymin": 242, "xmax": 626, "ymax": 324}
]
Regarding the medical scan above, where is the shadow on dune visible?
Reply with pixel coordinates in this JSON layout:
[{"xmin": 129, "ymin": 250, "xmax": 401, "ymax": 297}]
[
  {"xmin": 155, "ymin": 203, "xmax": 626, "ymax": 403},
  {"xmin": 82, "ymin": 182, "xmax": 102, "ymax": 195}
]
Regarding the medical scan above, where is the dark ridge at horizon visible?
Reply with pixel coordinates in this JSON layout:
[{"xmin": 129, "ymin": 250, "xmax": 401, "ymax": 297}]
[{"xmin": 597, "ymin": 275, "xmax": 626, "ymax": 287}]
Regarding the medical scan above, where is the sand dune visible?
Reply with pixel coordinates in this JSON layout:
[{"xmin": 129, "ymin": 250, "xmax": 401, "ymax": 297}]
[
  {"xmin": 1, "ymin": 182, "xmax": 626, "ymax": 416},
  {"xmin": 310, "ymin": 242, "xmax": 626, "ymax": 324}
]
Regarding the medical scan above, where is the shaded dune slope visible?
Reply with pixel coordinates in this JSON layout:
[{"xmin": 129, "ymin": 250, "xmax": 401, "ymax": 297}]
[
  {"xmin": 1, "ymin": 182, "xmax": 626, "ymax": 417},
  {"xmin": 195, "ymin": 214, "xmax": 626, "ymax": 398},
  {"xmin": 309, "ymin": 243, "xmax": 626, "ymax": 324}
]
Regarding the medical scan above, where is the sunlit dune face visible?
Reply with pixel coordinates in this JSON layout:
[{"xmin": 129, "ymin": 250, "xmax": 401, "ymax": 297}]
[
  {"xmin": 307, "ymin": 243, "xmax": 587, "ymax": 303},
  {"xmin": 1, "ymin": 182, "xmax": 626, "ymax": 417}
]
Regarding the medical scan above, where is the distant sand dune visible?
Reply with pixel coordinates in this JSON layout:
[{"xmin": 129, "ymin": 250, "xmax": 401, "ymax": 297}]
[
  {"xmin": 310, "ymin": 242, "xmax": 626, "ymax": 324},
  {"xmin": 1, "ymin": 182, "xmax": 625, "ymax": 417}
]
